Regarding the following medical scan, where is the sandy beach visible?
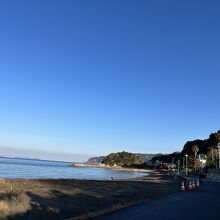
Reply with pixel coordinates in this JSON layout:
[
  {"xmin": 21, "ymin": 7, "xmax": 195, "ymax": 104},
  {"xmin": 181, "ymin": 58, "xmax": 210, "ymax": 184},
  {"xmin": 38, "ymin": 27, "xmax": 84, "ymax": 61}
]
[{"xmin": 0, "ymin": 171, "xmax": 179, "ymax": 220}]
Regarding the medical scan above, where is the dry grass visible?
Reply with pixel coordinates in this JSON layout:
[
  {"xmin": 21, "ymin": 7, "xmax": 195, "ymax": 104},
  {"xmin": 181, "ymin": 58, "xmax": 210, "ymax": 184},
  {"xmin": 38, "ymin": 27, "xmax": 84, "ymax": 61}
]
[{"xmin": 0, "ymin": 172, "xmax": 179, "ymax": 220}]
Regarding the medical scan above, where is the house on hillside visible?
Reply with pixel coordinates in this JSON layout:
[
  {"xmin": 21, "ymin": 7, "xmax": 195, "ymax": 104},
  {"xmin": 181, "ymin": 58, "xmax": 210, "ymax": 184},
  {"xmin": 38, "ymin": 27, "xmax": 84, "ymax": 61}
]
[{"xmin": 197, "ymin": 154, "xmax": 207, "ymax": 168}]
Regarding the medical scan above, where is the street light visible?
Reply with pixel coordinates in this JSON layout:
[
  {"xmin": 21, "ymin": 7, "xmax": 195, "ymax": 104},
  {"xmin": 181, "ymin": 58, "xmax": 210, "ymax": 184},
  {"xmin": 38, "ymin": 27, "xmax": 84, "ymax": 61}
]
[{"xmin": 185, "ymin": 154, "xmax": 188, "ymax": 176}]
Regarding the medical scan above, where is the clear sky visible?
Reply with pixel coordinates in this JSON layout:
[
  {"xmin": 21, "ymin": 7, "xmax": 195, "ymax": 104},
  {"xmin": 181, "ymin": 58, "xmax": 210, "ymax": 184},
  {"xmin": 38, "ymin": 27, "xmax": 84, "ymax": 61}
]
[{"xmin": 0, "ymin": 0, "xmax": 220, "ymax": 161}]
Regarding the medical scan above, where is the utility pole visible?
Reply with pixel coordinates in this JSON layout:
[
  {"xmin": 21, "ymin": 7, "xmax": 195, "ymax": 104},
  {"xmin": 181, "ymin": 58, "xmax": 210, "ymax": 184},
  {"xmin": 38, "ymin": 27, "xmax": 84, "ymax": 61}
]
[
  {"xmin": 177, "ymin": 160, "xmax": 180, "ymax": 174},
  {"xmin": 212, "ymin": 148, "xmax": 214, "ymax": 161},
  {"xmin": 185, "ymin": 154, "xmax": 188, "ymax": 176},
  {"xmin": 218, "ymin": 143, "xmax": 220, "ymax": 169},
  {"xmin": 183, "ymin": 157, "xmax": 185, "ymax": 169}
]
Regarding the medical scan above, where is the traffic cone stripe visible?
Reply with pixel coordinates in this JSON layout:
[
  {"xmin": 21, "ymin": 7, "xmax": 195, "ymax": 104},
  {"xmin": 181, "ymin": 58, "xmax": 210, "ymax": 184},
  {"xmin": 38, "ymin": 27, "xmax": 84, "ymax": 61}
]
[
  {"xmin": 188, "ymin": 181, "xmax": 192, "ymax": 190},
  {"xmin": 180, "ymin": 181, "xmax": 185, "ymax": 192},
  {"xmin": 192, "ymin": 180, "xmax": 196, "ymax": 189}
]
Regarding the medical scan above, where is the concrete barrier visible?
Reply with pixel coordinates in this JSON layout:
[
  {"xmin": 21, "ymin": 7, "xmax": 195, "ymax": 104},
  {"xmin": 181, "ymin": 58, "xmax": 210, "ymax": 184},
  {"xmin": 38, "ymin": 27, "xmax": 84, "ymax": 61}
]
[{"xmin": 207, "ymin": 169, "xmax": 220, "ymax": 182}]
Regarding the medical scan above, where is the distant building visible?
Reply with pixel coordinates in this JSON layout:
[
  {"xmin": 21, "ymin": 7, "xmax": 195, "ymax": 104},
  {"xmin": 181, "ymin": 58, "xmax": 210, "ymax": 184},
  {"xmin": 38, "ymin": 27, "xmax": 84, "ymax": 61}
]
[
  {"xmin": 144, "ymin": 161, "xmax": 154, "ymax": 168},
  {"xmin": 163, "ymin": 163, "xmax": 176, "ymax": 170},
  {"xmin": 197, "ymin": 154, "xmax": 207, "ymax": 168}
]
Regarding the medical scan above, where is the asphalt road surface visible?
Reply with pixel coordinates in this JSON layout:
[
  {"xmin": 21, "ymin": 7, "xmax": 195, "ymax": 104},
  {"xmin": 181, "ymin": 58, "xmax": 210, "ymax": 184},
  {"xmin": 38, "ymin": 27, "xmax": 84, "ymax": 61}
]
[{"xmin": 93, "ymin": 180, "xmax": 220, "ymax": 220}]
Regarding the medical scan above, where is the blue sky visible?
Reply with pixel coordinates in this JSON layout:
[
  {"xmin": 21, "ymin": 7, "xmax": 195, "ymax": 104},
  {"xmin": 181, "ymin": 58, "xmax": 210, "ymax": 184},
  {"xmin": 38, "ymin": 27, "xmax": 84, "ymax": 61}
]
[{"xmin": 0, "ymin": 0, "xmax": 220, "ymax": 161}]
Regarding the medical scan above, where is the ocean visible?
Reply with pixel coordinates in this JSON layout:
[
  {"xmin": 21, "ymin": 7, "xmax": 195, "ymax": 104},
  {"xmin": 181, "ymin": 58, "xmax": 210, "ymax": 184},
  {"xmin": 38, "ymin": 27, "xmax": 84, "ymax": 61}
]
[{"xmin": 0, "ymin": 157, "xmax": 147, "ymax": 180}]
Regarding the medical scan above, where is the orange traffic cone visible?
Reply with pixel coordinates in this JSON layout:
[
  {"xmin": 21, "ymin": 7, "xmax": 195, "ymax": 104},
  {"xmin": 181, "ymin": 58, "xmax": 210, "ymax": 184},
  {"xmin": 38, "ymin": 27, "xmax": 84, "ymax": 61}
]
[
  {"xmin": 180, "ymin": 181, "xmax": 186, "ymax": 192},
  {"xmin": 192, "ymin": 180, "xmax": 196, "ymax": 189},
  {"xmin": 188, "ymin": 181, "xmax": 192, "ymax": 190},
  {"xmin": 196, "ymin": 179, "xmax": 200, "ymax": 188}
]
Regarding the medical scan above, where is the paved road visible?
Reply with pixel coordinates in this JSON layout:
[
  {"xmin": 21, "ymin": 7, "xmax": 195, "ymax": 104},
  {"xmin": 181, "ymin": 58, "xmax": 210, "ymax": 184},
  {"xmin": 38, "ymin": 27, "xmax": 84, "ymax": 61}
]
[{"xmin": 93, "ymin": 180, "xmax": 220, "ymax": 220}]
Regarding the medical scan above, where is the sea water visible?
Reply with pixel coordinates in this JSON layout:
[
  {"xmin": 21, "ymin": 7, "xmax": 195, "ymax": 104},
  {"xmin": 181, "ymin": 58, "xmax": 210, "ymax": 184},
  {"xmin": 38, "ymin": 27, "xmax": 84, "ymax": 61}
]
[{"xmin": 0, "ymin": 157, "xmax": 147, "ymax": 180}]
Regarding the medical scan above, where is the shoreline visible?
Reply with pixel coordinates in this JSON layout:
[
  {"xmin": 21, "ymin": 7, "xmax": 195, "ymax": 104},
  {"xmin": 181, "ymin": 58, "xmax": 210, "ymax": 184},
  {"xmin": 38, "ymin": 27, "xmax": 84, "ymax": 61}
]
[
  {"xmin": 72, "ymin": 163, "xmax": 151, "ymax": 173},
  {"xmin": 0, "ymin": 171, "xmax": 179, "ymax": 220}
]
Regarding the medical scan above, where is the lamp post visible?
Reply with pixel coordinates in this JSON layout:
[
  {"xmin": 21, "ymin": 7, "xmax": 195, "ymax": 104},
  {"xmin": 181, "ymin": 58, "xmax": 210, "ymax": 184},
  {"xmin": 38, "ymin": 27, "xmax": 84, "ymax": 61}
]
[{"xmin": 185, "ymin": 154, "xmax": 188, "ymax": 176}]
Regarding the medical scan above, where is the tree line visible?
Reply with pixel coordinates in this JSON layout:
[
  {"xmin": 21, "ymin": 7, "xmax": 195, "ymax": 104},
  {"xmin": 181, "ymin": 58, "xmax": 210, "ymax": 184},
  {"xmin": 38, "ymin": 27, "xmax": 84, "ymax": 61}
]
[{"xmin": 152, "ymin": 130, "xmax": 220, "ymax": 170}]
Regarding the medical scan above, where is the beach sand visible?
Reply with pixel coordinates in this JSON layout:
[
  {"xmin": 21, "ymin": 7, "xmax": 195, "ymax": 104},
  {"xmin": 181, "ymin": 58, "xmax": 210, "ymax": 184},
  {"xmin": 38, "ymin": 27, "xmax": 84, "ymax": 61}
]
[{"xmin": 0, "ymin": 171, "xmax": 179, "ymax": 220}]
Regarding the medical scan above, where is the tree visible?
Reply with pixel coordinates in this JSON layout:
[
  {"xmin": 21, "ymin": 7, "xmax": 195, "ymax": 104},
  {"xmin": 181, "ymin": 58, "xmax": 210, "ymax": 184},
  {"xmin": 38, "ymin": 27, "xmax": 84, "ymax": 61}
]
[
  {"xmin": 192, "ymin": 145, "xmax": 199, "ymax": 172},
  {"xmin": 206, "ymin": 147, "xmax": 216, "ymax": 168},
  {"xmin": 102, "ymin": 151, "xmax": 143, "ymax": 167}
]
